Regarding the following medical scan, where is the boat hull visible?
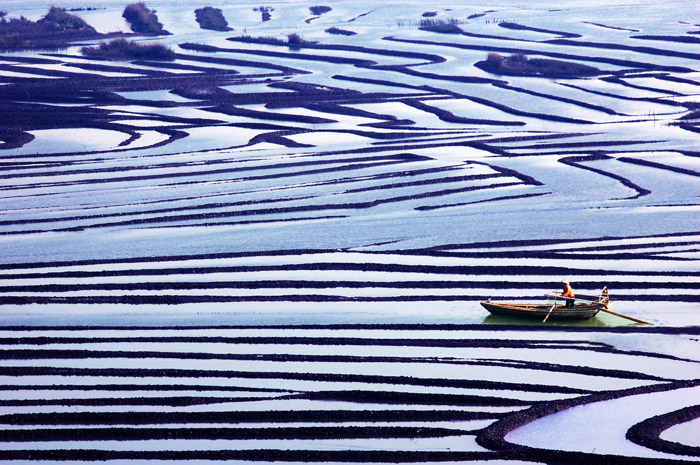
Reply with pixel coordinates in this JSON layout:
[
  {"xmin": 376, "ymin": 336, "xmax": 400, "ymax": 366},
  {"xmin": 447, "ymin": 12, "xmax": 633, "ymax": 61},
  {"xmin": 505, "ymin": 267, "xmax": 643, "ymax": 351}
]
[{"xmin": 481, "ymin": 301, "xmax": 603, "ymax": 320}]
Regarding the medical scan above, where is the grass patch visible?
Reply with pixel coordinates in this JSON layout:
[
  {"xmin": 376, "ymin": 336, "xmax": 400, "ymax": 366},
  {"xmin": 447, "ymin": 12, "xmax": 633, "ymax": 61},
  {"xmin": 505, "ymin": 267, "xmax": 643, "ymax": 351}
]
[
  {"xmin": 81, "ymin": 37, "xmax": 175, "ymax": 61},
  {"xmin": 310, "ymin": 6, "xmax": 332, "ymax": 16},
  {"xmin": 194, "ymin": 7, "xmax": 231, "ymax": 32},
  {"xmin": 632, "ymin": 34, "xmax": 700, "ymax": 44},
  {"xmin": 418, "ymin": 18, "xmax": 463, "ymax": 34},
  {"xmin": 477, "ymin": 52, "xmax": 601, "ymax": 78},
  {"xmin": 254, "ymin": 6, "xmax": 273, "ymax": 22},
  {"xmin": 232, "ymin": 34, "xmax": 316, "ymax": 49},
  {"xmin": 326, "ymin": 27, "xmax": 356, "ymax": 36},
  {"xmin": 0, "ymin": 7, "xmax": 99, "ymax": 51},
  {"xmin": 123, "ymin": 3, "xmax": 169, "ymax": 35},
  {"xmin": 39, "ymin": 6, "xmax": 95, "ymax": 31}
]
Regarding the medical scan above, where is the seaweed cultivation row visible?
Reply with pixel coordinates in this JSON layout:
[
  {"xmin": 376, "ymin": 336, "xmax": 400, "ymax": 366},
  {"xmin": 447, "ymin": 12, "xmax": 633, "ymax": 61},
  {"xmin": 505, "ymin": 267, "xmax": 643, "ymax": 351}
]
[{"xmin": 0, "ymin": 325, "xmax": 697, "ymax": 463}]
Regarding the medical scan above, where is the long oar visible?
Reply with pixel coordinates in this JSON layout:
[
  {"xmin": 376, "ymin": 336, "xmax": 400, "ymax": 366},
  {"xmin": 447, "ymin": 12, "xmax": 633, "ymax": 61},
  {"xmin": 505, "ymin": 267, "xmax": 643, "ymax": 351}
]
[
  {"xmin": 597, "ymin": 305, "xmax": 653, "ymax": 325},
  {"xmin": 542, "ymin": 302, "xmax": 557, "ymax": 323},
  {"xmin": 545, "ymin": 294, "xmax": 652, "ymax": 325}
]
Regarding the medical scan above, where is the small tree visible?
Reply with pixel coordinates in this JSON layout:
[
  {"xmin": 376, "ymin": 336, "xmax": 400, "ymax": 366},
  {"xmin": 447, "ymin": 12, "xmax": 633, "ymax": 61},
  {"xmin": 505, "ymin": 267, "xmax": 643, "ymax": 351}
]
[
  {"xmin": 486, "ymin": 52, "xmax": 503, "ymax": 68},
  {"xmin": 287, "ymin": 33, "xmax": 304, "ymax": 46},
  {"xmin": 508, "ymin": 53, "xmax": 527, "ymax": 64}
]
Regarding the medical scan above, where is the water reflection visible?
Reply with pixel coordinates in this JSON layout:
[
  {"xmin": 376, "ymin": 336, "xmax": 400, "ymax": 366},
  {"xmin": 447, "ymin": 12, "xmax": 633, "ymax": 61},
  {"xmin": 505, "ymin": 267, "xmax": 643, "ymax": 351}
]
[{"xmin": 482, "ymin": 313, "xmax": 613, "ymax": 327}]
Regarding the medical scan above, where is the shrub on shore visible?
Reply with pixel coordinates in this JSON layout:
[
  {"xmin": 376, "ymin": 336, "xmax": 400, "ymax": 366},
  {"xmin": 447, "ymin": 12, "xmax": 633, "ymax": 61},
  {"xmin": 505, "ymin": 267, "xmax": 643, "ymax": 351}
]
[
  {"xmin": 230, "ymin": 34, "xmax": 316, "ymax": 49},
  {"xmin": 310, "ymin": 6, "xmax": 332, "ymax": 16},
  {"xmin": 326, "ymin": 27, "xmax": 356, "ymax": 36},
  {"xmin": 81, "ymin": 37, "xmax": 175, "ymax": 61},
  {"xmin": 0, "ymin": 7, "xmax": 99, "ymax": 51},
  {"xmin": 194, "ymin": 7, "xmax": 231, "ymax": 32},
  {"xmin": 122, "ymin": 3, "xmax": 169, "ymax": 35},
  {"xmin": 254, "ymin": 6, "xmax": 273, "ymax": 22},
  {"xmin": 419, "ymin": 18, "xmax": 463, "ymax": 34},
  {"xmin": 38, "ymin": 6, "xmax": 95, "ymax": 31},
  {"xmin": 478, "ymin": 52, "xmax": 601, "ymax": 78}
]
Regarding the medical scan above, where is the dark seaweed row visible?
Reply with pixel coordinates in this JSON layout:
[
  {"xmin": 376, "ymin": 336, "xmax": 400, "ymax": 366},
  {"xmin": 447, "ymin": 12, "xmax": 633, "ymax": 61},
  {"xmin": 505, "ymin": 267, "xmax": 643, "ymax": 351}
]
[
  {"xmin": 1, "ymin": 294, "xmax": 697, "ymax": 304},
  {"xmin": 559, "ymin": 154, "xmax": 651, "ymax": 199},
  {"xmin": 2, "ymin": 262, "xmax": 696, "ymax": 279},
  {"xmin": 0, "ymin": 408, "xmax": 501, "ymax": 426},
  {"xmin": 385, "ymin": 37, "xmax": 697, "ymax": 73},
  {"xmin": 477, "ymin": 378, "xmax": 700, "ymax": 462},
  {"xmin": 0, "ymin": 279, "xmax": 696, "ymax": 293},
  {"xmin": 627, "ymin": 405, "xmax": 700, "ymax": 456},
  {"xmin": 0, "ymin": 326, "xmax": 696, "ymax": 462},
  {"xmin": 0, "ymin": 425, "xmax": 469, "ymax": 442},
  {"xmin": 0, "ymin": 360, "xmax": 665, "ymax": 389}
]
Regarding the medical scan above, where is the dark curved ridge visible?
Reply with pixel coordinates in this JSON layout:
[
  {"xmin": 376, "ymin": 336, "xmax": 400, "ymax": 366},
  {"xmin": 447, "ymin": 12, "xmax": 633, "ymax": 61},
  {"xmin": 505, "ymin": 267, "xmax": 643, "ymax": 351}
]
[
  {"xmin": 492, "ymin": 82, "xmax": 622, "ymax": 115},
  {"xmin": 1, "ymin": 279, "xmax": 695, "ymax": 294},
  {"xmin": 546, "ymin": 38, "xmax": 700, "ymax": 62},
  {"xmin": 0, "ymin": 408, "xmax": 502, "ymax": 426},
  {"xmin": 385, "ymin": 36, "xmax": 696, "ymax": 73},
  {"xmin": 498, "ymin": 21, "xmax": 581, "ymax": 38},
  {"xmin": 402, "ymin": 98, "xmax": 525, "ymax": 125},
  {"xmin": 0, "ymin": 425, "xmax": 469, "ymax": 442},
  {"xmin": 559, "ymin": 154, "xmax": 651, "ymax": 199},
  {"xmin": 617, "ymin": 157, "xmax": 700, "ymax": 178},
  {"xmin": 626, "ymin": 405, "xmax": 700, "ymax": 457},
  {"xmin": 0, "ymin": 153, "xmax": 423, "ymax": 192},
  {"xmin": 2, "ymin": 294, "xmax": 698, "ymax": 304},
  {"xmin": 3, "ymin": 262, "xmax": 697, "ymax": 279},
  {"xmin": 476, "ymin": 379, "xmax": 700, "ymax": 464},
  {"xmin": 0, "ymin": 361, "xmax": 661, "ymax": 389},
  {"xmin": 0, "ymin": 449, "xmax": 495, "ymax": 462},
  {"xmin": 0, "ymin": 182, "xmax": 535, "ymax": 235},
  {"xmin": 415, "ymin": 192, "xmax": 551, "ymax": 210}
]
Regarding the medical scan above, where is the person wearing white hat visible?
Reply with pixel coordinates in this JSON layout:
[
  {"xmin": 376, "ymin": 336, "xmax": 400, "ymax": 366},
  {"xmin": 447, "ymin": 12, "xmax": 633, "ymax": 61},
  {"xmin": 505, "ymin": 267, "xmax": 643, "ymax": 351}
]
[{"xmin": 561, "ymin": 279, "xmax": 575, "ymax": 307}]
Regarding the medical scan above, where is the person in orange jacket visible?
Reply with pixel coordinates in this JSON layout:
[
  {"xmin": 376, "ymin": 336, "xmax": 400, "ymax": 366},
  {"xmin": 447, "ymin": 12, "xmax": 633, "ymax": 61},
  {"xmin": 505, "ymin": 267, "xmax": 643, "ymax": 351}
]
[{"xmin": 561, "ymin": 279, "xmax": 575, "ymax": 307}]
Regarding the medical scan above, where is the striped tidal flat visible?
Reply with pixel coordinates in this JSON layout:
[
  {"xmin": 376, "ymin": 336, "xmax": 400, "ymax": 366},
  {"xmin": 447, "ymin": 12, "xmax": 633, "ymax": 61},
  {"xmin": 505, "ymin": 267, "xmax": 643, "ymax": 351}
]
[
  {"xmin": 0, "ymin": 0, "xmax": 699, "ymax": 462},
  {"xmin": 0, "ymin": 325, "xmax": 699, "ymax": 463}
]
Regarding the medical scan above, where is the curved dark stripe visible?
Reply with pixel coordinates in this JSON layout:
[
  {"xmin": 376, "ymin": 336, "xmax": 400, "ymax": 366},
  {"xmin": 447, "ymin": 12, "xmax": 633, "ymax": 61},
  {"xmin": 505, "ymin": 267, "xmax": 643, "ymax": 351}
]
[
  {"xmin": 0, "ymin": 396, "xmax": 280, "ymax": 407},
  {"xmin": 0, "ymin": 280, "xmax": 694, "ymax": 293},
  {"xmin": 626, "ymin": 405, "xmax": 700, "ymax": 457},
  {"xmin": 477, "ymin": 379, "xmax": 700, "ymax": 464},
  {"xmin": 228, "ymin": 37, "xmax": 449, "ymax": 66},
  {"xmin": 401, "ymin": 99, "xmax": 525, "ymax": 126},
  {"xmin": 384, "ymin": 37, "xmax": 694, "ymax": 72},
  {"xmin": 0, "ymin": 153, "xmax": 423, "ymax": 191},
  {"xmin": 0, "ymin": 449, "xmax": 495, "ymax": 462},
  {"xmin": 492, "ymin": 82, "xmax": 622, "ymax": 115},
  {"xmin": 1, "ymin": 262, "xmax": 697, "ymax": 278},
  {"xmin": 0, "ymin": 162, "xmax": 466, "ymax": 215},
  {"xmin": 0, "ymin": 170, "xmax": 497, "ymax": 228},
  {"xmin": 0, "ymin": 425, "xmax": 468, "ymax": 442},
  {"xmin": 415, "ymin": 192, "xmax": 551, "ymax": 210},
  {"xmin": 0, "ymin": 358, "xmax": 666, "ymax": 383},
  {"xmin": 0, "ymin": 409, "xmax": 502, "ymax": 426},
  {"xmin": 1, "ymin": 343, "xmax": 687, "ymax": 366},
  {"xmin": 0, "ymin": 336, "xmax": 610, "ymax": 348},
  {"xmin": 1, "ymin": 294, "xmax": 697, "ymax": 304},
  {"xmin": 0, "ymin": 182, "xmax": 528, "ymax": 235},
  {"xmin": 546, "ymin": 38, "xmax": 700, "ymax": 62},
  {"xmin": 0, "ymin": 323, "xmax": 695, "ymax": 334},
  {"xmin": 617, "ymin": 157, "xmax": 700, "ymax": 178},
  {"xmin": 559, "ymin": 154, "xmax": 651, "ymax": 199},
  {"xmin": 0, "ymin": 383, "xmax": 288, "ymax": 393}
]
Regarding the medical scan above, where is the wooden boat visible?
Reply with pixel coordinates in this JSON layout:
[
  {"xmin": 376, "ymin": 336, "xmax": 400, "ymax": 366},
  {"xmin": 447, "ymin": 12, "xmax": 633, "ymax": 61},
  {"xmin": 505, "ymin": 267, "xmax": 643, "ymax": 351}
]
[
  {"xmin": 481, "ymin": 299, "xmax": 607, "ymax": 320},
  {"xmin": 481, "ymin": 289, "xmax": 653, "ymax": 324}
]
